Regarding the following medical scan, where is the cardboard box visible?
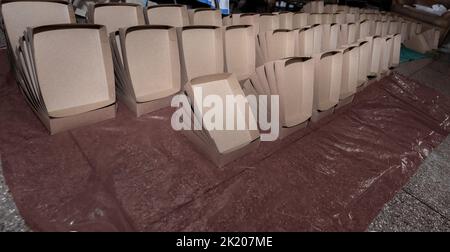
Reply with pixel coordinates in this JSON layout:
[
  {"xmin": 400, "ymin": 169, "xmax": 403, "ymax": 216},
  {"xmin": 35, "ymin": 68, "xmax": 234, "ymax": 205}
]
[
  {"xmin": 239, "ymin": 13, "xmax": 260, "ymax": 34},
  {"xmin": 333, "ymin": 13, "xmax": 346, "ymax": 24},
  {"xmin": 311, "ymin": 24, "xmax": 323, "ymax": 54},
  {"xmin": 222, "ymin": 15, "xmax": 232, "ymax": 26},
  {"xmin": 295, "ymin": 26, "xmax": 314, "ymax": 57},
  {"xmin": 321, "ymin": 13, "xmax": 333, "ymax": 24},
  {"xmin": 17, "ymin": 24, "xmax": 116, "ymax": 134},
  {"xmin": 259, "ymin": 13, "xmax": 279, "ymax": 33},
  {"xmin": 178, "ymin": 26, "xmax": 224, "ymax": 86},
  {"xmin": 324, "ymin": 4, "xmax": 338, "ymax": 13},
  {"xmin": 358, "ymin": 20, "xmax": 370, "ymax": 40},
  {"xmin": 339, "ymin": 45, "xmax": 359, "ymax": 101},
  {"xmin": 368, "ymin": 36, "xmax": 382, "ymax": 77},
  {"xmin": 224, "ymin": 25, "xmax": 256, "ymax": 82},
  {"xmin": 279, "ymin": 12, "xmax": 294, "ymax": 29},
  {"xmin": 404, "ymin": 33, "xmax": 431, "ymax": 54},
  {"xmin": 265, "ymin": 29, "xmax": 296, "ymax": 62},
  {"xmin": 88, "ymin": 3, "xmax": 145, "ymax": 34},
  {"xmin": 313, "ymin": 50, "xmax": 343, "ymax": 112},
  {"xmin": 183, "ymin": 73, "xmax": 260, "ymax": 167},
  {"xmin": 189, "ymin": 8, "xmax": 222, "ymax": 26},
  {"xmin": 388, "ymin": 21, "xmax": 399, "ymax": 35},
  {"xmin": 380, "ymin": 36, "xmax": 393, "ymax": 74},
  {"xmin": 145, "ymin": 4, "xmax": 189, "ymax": 27},
  {"xmin": 111, "ymin": 25, "xmax": 181, "ymax": 117},
  {"xmin": 422, "ymin": 28, "xmax": 440, "ymax": 50},
  {"xmin": 390, "ymin": 33, "xmax": 401, "ymax": 68},
  {"xmin": 274, "ymin": 57, "xmax": 314, "ymax": 128},
  {"xmin": 322, "ymin": 23, "xmax": 339, "ymax": 51},
  {"xmin": 308, "ymin": 13, "xmax": 322, "ymax": 25},
  {"xmin": 293, "ymin": 12, "xmax": 309, "ymax": 29},
  {"xmin": 357, "ymin": 40, "xmax": 370, "ymax": 87},
  {"xmin": 0, "ymin": 0, "xmax": 75, "ymax": 60}
]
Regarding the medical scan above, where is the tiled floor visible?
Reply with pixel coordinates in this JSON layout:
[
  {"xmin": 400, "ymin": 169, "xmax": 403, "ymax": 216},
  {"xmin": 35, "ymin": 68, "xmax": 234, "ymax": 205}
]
[{"xmin": 368, "ymin": 55, "xmax": 450, "ymax": 231}]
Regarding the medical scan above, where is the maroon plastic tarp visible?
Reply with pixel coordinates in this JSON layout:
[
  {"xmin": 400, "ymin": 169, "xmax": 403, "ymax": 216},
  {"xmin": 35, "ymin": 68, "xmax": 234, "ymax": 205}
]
[{"xmin": 1, "ymin": 49, "xmax": 449, "ymax": 231}]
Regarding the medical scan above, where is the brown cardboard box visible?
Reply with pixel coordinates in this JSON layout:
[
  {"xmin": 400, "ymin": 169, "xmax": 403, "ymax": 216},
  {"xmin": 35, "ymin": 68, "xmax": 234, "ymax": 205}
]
[
  {"xmin": 222, "ymin": 15, "xmax": 232, "ymax": 26},
  {"xmin": 308, "ymin": 13, "xmax": 322, "ymax": 25},
  {"xmin": 88, "ymin": 3, "xmax": 145, "ymax": 34},
  {"xmin": 17, "ymin": 24, "xmax": 116, "ymax": 134},
  {"xmin": 110, "ymin": 25, "xmax": 181, "ymax": 117},
  {"xmin": 311, "ymin": 24, "xmax": 323, "ymax": 54},
  {"xmin": 339, "ymin": 45, "xmax": 359, "ymax": 104},
  {"xmin": 390, "ymin": 33, "xmax": 401, "ymax": 68},
  {"xmin": 0, "ymin": 0, "xmax": 75, "ymax": 68},
  {"xmin": 224, "ymin": 25, "xmax": 255, "ymax": 82},
  {"xmin": 357, "ymin": 40, "xmax": 370, "ymax": 87},
  {"xmin": 259, "ymin": 13, "xmax": 279, "ymax": 34},
  {"xmin": 312, "ymin": 50, "xmax": 343, "ymax": 120},
  {"xmin": 293, "ymin": 12, "xmax": 309, "ymax": 29},
  {"xmin": 279, "ymin": 12, "xmax": 294, "ymax": 30},
  {"xmin": 322, "ymin": 23, "xmax": 339, "ymax": 51},
  {"xmin": 145, "ymin": 4, "xmax": 189, "ymax": 27},
  {"xmin": 183, "ymin": 73, "xmax": 260, "ymax": 167},
  {"xmin": 295, "ymin": 26, "xmax": 314, "ymax": 57},
  {"xmin": 265, "ymin": 29, "xmax": 295, "ymax": 62},
  {"xmin": 177, "ymin": 26, "xmax": 224, "ymax": 86},
  {"xmin": 239, "ymin": 13, "xmax": 260, "ymax": 34},
  {"xmin": 189, "ymin": 8, "xmax": 221, "ymax": 26}
]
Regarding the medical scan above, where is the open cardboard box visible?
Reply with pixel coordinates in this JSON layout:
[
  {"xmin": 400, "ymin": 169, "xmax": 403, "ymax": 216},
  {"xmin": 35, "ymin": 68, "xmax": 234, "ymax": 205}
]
[
  {"xmin": 178, "ymin": 25, "xmax": 224, "ymax": 86},
  {"xmin": 251, "ymin": 57, "xmax": 314, "ymax": 139},
  {"xmin": 311, "ymin": 50, "xmax": 343, "ymax": 122},
  {"xmin": 322, "ymin": 23, "xmax": 339, "ymax": 51},
  {"xmin": 145, "ymin": 4, "xmax": 189, "ymax": 27},
  {"xmin": 110, "ymin": 25, "xmax": 181, "ymax": 117},
  {"xmin": 224, "ymin": 25, "xmax": 256, "ymax": 82},
  {"xmin": 88, "ymin": 3, "xmax": 145, "ymax": 34},
  {"xmin": 222, "ymin": 15, "xmax": 232, "ymax": 26},
  {"xmin": 293, "ymin": 12, "xmax": 309, "ymax": 29},
  {"xmin": 337, "ymin": 44, "xmax": 359, "ymax": 108},
  {"xmin": 0, "ymin": 0, "xmax": 75, "ymax": 75},
  {"xmin": 279, "ymin": 12, "xmax": 294, "ymax": 29},
  {"xmin": 308, "ymin": 13, "xmax": 322, "ymax": 25},
  {"xmin": 189, "ymin": 8, "xmax": 222, "ymax": 26},
  {"xmin": 259, "ymin": 13, "xmax": 279, "ymax": 33},
  {"xmin": 295, "ymin": 26, "xmax": 314, "ymax": 57},
  {"xmin": 16, "ymin": 24, "xmax": 116, "ymax": 134},
  {"xmin": 182, "ymin": 73, "xmax": 260, "ymax": 167},
  {"xmin": 239, "ymin": 13, "xmax": 260, "ymax": 34},
  {"xmin": 264, "ymin": 29, "xmax": 296, "ymax": 62}
]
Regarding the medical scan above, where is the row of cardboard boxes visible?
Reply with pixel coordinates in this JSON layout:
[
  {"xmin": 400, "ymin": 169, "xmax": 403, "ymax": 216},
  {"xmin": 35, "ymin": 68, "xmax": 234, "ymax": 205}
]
[
  {"xmin": 0, "ymin": 1, "xmax": 415, "ymax": 166},
  {"xmin": 7, "ymin": 22, "xmax": 400, "ymax": 166}
]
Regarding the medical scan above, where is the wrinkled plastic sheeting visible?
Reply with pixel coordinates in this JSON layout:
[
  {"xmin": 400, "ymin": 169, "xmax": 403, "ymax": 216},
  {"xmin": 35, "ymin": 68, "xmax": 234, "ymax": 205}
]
[{"xmin": 0, "ymin": 48, "xmax": 449, "ymax": 231}]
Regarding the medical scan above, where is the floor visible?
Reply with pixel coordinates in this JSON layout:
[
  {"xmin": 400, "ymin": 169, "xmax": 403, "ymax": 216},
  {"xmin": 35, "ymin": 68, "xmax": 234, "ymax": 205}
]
[
  {"xmin": 368, "ymin": 55, "xmax": 450, "ymax": 231},
  {"xmin": 0, "ymin": 30, "xmax": 450, "ymax": 231}
]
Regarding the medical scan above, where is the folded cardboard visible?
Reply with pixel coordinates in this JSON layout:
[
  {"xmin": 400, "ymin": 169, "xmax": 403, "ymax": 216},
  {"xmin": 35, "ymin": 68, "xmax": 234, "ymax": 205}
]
[
  {"xmin": 308, "ymin": 13, "xmax": 322, "ymax": 25},
  {"xmin": 88, "ymin": 3, "xmax": 145, "ymax": 33},
  {"xmin": 178, "ymin": 26, "xmax": 224, "ymax": 85},
  {"xmin": 293, "ymin": 12, "xmax": 309, "ymax": 29},
  {"xmin": 322, "ymin": 23, "xmax": 339, "ymax": 51},
  {"xmin": 404, "ymin": 32, "xmax": 431, "ymax": 54},
  {"xmin": 359, "ymin": 20, "xmax": 370, "ymax": 39},
  {"xmin": 333, "ymin": 13, "xmax": 346, "ymax": 24},
  {"xmin": 379, "ymin": 36, "xmax": 393, "ymax": 74},
  {"xmin": 368, "ymin": 36, "xmax": 382, "ymax": 77},
  {"xmin": 357, "ymin": 40, "xmax": 370, "ymax": 86},
  {"xmin": 311, "ymin": 24, "xmax": 323, "ymax": 54},
  {"xmin": 111, "ymin": 25, "xmax": 181, "ymax": 117},
  {"xmin": 222, "ymin": 15, "xmax": 232, "ymax": 26},
  {"xmin": 239, "ymin": 13, "xmax": 260, "ymax": 34},
  {"xmin": 224, "ymin": 25, "xmax": 256, "ymax": 82},
  {"xmin": 321, "ymin": 13, "xmax": 333, "ymax": 24},
  {"xmin": 279, "ymin": 12, "xmax": 294, "ymax": 29},
  {"xmin": 145, "ymin": 4, "xmax": 189, "ymax": 27},
  {"xmin": 259, "ymin": 13, "xmax": 279, "ymax": 33},
  {"xmin": 324, "ymin": 4, "xmax": 338, "ymax": 13},
  {"xmin": 390, "ymin": 33, "xmax": 401, "ymax": 68},
  {"xmin": 264, "ymin": 29, "xmax": 295, "ymax": 62},
  {"xmin": 189, "ymin": 8, "xmax": 222, "ymax": 26},
  {"xmin": 339, "ymin": 45, "xmax": 359, "ymax": 102},
  {"xmin": 17, "ymin": 24, "xmax": 116, "ymax": 134},
  {"xmin": 313, "ymin": 50, "xmax": 343, "ymax": 112},
  {"xmin": 295, "ymin": 26, "xmax": 314, "ymax": 57},
  {"xmin": 303, "ymin": 1, "xmax": 324, "ymax": 13},
  {"xmin": 183, "ymin": 73, "xmax": 260, "ymax": 167},
  {"xmin": 0, "ymin": 0, "xmax": 75, "ymax": 60},
  {"xmin": 274, "ymin": 57, "xmax": 314, "ymax": 128}
]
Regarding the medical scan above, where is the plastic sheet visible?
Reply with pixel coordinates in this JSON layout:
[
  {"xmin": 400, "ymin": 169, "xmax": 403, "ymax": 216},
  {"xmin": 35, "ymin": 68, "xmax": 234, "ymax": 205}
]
[{"xmin": 0, "ymin": 49, "xmax": 449, "ymax": 231}]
